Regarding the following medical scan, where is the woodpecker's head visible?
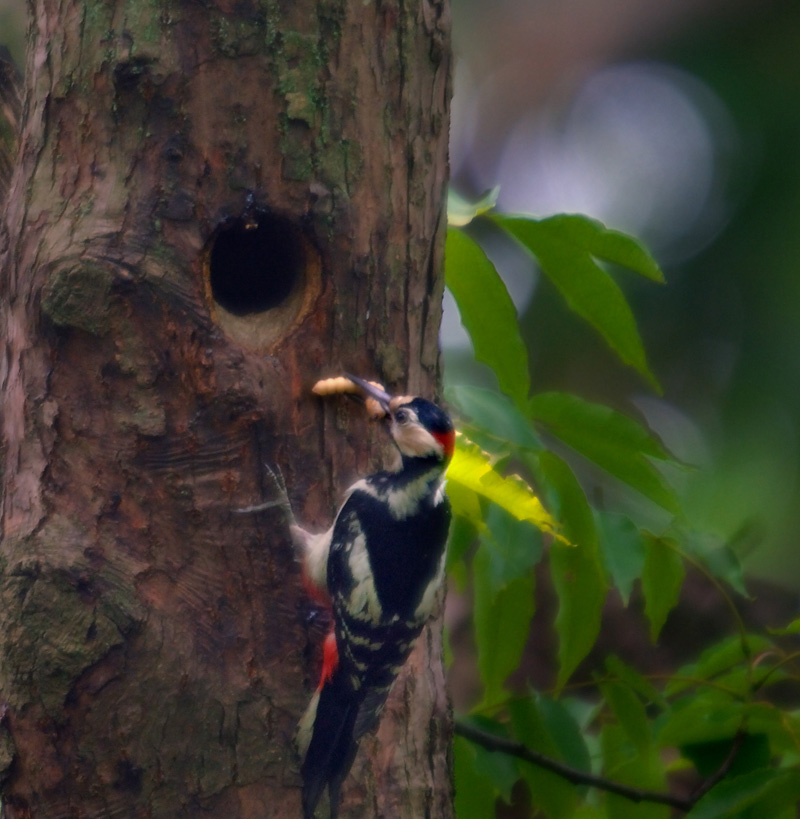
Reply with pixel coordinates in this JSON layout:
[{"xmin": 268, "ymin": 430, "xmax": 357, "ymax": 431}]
[{"xmin": 347, "ymin": 375, "xmax": 455, "ymax": 463}]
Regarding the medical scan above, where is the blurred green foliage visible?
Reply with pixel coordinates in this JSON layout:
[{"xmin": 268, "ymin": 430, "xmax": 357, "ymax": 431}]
[
  {"xmin": 0, "ymin": 0, "xmax": 24, "ymax": 67},
  {"xmin": 653, "ymin": 5, "xmax": 800, "ymax": 586},
  {"xmin": 506, "ymin": 2, "xmax": 800, "ymax": 586},
  {"xmin": 445, "ymin": 206, "xmax": 800, "ymax": 817}
]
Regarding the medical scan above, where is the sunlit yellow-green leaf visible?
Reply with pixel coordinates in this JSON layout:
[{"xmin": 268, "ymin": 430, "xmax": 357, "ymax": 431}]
[{"xmin": 447, "ymin": 435, "xmax": 558, "ymax": 536}]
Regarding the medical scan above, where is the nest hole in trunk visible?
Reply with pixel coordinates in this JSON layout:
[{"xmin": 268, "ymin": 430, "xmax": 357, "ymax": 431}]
[{"xmin": 205, "ymin": 209, "xmax": 320, "ymax": 349}]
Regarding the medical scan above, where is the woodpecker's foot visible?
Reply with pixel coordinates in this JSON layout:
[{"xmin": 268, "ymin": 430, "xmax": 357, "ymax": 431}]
[
  {"xmin": 235, "ymin": 464, "xmax": 296, "ymax": 526},
  {"xmin": 262, "ymin": 463, "xmax": 294, "ymax": 522},
  {"xmin": 234, "ymin": 500, "xmax": 285, "ymax": 514}
]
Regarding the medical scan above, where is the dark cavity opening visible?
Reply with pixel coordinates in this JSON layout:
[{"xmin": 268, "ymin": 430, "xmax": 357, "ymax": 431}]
[{"xmin": 209, "ymin": 213, "xmax": 303, "ymax": 317}]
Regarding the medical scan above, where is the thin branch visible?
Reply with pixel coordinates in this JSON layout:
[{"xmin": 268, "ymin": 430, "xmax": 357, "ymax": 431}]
[
  {"xmin": 455, "ymin": 719, "xmax": 742, "ymax": 813},
  {"xmin": 671, "ymin": 543, "xmax": 749, "ymax": 653},
  {"xmin": 689, "ymin": 729, "xmax": 746, "ymax": 803},
  {"xmin": 752, "ymin": 650, "xmax": 800, "ymax": 694}
]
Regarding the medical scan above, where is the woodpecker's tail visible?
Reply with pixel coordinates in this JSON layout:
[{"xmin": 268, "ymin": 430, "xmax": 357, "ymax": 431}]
[
  {"xmin": 297, "ymin": 628, "xmax": 407, "ymax": 817},
  {"xmin": 299, "ymin": 666, "xmax": 360, "ymax": 819}
]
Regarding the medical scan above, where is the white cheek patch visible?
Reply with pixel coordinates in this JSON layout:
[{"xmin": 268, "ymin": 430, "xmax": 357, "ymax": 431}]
[{"xmin": 393, "ymin": 423, "xmax": 443, "ymax": 459}]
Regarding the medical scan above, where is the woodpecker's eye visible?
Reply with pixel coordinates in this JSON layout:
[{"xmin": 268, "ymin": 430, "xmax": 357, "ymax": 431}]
[{"xmin": 394, "ymin": 409, "xmax": 410, "ymax": 425}]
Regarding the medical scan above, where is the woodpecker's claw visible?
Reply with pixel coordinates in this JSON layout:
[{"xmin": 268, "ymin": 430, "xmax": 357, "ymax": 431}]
[
  {"xmin": 235, "ymin": 464, "xmax": 296, "ymax": 527},
  {"xmin": 234, "ymin": 500, "xmax": 285, "ymax": 514}
]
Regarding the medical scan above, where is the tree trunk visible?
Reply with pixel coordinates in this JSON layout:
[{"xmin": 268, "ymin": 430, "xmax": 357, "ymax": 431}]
[
  {"xmin": 0, "ymin": 0, "xmax": 453, "ymax": 815},
  {"xmin": 0, "ymin": 47, "xmax": 21, "ymax": 208}
]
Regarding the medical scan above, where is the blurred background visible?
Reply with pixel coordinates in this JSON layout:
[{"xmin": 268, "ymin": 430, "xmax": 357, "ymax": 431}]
[
  {"xmin": 443, "ymin": 0, "xmax": 800, "ymax": 592},
  {"xmin": 2, "ymin": 0, "xmax": 798, "ymax": 591}
]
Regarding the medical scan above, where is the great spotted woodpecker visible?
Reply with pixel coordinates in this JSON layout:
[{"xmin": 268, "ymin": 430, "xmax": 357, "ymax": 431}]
[{"xmin": 266, "ymin": 376, "xmax": 454, "ymax": 818}]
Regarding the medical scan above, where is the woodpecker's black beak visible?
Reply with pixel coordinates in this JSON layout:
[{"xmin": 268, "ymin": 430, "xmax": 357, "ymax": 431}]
[{"xmin": 345, "ymin": 374, "xmax": 392, "ymax": 414}]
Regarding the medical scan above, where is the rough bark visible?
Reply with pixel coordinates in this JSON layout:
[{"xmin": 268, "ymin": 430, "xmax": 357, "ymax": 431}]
[
  {"xmin": 0, "ymin": 47, "xmax": 21, "ymax": 208},
  {"xmin": 0, "ymin": 0, "xmax": 453, "ymax": 815}
]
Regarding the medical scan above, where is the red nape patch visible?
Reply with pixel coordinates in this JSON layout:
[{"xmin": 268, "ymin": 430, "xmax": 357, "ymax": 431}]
[
  {"xmin": 433, "ymin": 430, "xmax": 456, "ymax": 461},
  {"xmin": 318, "ymin": 630, "xmax": 339, "ymax": 690}
]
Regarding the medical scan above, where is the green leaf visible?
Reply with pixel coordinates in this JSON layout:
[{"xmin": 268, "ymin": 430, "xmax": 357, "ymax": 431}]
[
  {"xmin": 538, "ymin": 451, "xmax": 608, "ymax": 690},
  {"xmin": 447, "ymin": 480, "xmax": 484, "ymax": 529},
  {"xmin": 509, "ymin": 695, "xmax": 581, "ymax": 819},
  {"xmin": 446, "ymin": 515, "xmax": 479, "ymax": 581},
  {"xmin": 448, "ymin": 187, "xmax": 500, "ymax": 227},
  {"xmin": 467, "ymin": 718, "xmax": 522, "ymax": 804},
  {"xmin": 448, "ymin": 384, "xmax": 542, "ymax": 451},
  {"xmin": 530, "ymin": 391, "xmax": 679, "ymax": 513},
  {"xmin": 601, "ymin": 680, "xmax": 652, "ymax": 755},
  {"xmin": 641, "ymin": 535, "xmax": 685, "ymax": 642},
  {"xmin": 454, "ymin": 734, "xmax": 499, "ymax": 819},
  {"xmin": 683, "ymin": 531, "xmax": 749, "ymax": 597},
  {"xmin": 446, "ymin": 481, "xmax": 482, "ymax": 576},
  {"xmin": 595, "ymin": 512, "xmax": 646, "ymax": 606},
  {"xmin": 531, "ymin": 392, "xmax": 671, "ymax": 459},
  {"xmin": 480, "ymin": 503, "xmax": 543, "ymax": 593},
  {"xmin": 535, "ymin": 694, "xmax": 592, "ymax": 772},
  {"xmin": 662, "ymin": 699, "xmax": 800, "ymax": 760},
  {"xmin": 744, "ymin": 702, "xmax": 800, "ymax": 755},
  {"xmin": 686, "ymin": 768, "xmax": 800, "ymax": 819},
  {"xmin": 445, "ymin": 228, "xmax": 530, "ymax": 408},
  {"xmin": 571, "ymin": 807, "xmax": 607, "ymax": 819},
  {"xmin": 769, "ymin": 616, "xmax": 800, "ymax": 636},
  {"xmin": 665, "ymin": 634, "xmax": 773, "ymax": 697},
  {"xmin": 498, "ymin": 214, "xmax": 661, "ymax": 389},
  {"xmin": 448, "ymin": 435, "xmax": 559, "ymax": 536},
  {"xmin": 747, "ymin": 768, "xmax": 800, "ymax": 817},
  {"xmin": 656, "ymin": 693, "xmax": 741, "ymax": 747},
  {"xmin": 474, "ymin": 540, "xmax": 535, "ymax": 707},
  {"xmin": 601, "ymin": 723, "xmax": 669, "ymax": 819},
  {"xmin": 682, "ymin": 734, "xmax": 770, "ymax": 779},
  {"xmin": 605, "ymin": 655, "xmax": 667, "ymax": 710},
  {"xmin": 688, "ymin": 634, "xmax": 768, "ymax": 682},
  {"xmin": 538, "ymin": 695, "xmax": 593, "ymax": 775},
  {"xmin": 535, "ymin": 213, "xmax": 664, "ymax": 282}
]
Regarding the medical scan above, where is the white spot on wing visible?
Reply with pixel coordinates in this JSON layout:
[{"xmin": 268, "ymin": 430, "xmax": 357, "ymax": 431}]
[
  {"xmin": 346, "ymin": 533, "xmax": 383, "ymax": 621},
  {"xmin": 414, "ymin": 548, "xmax": 447, "ymax": 620},
  {"xmin": 301, "ymin": 525, "xmax": 333, "ymax": 591},
  {"xmin": 295, "ymin": 688, "xmax": 320, "ymax": 759},
  {"xmin": 297, "ymin": 479, "xmax": 366, "ymax": 592},
  {"xmin": 356, "ymin": 469, "xmax": 446, "ymax": 521}
]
